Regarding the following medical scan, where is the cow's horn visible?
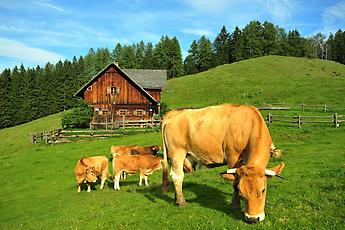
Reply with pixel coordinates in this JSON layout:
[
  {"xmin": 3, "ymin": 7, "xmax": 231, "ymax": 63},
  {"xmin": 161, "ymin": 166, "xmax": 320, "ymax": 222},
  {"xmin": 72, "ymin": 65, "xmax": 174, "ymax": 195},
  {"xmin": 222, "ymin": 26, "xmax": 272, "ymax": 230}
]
[
  {"xmin": 265, "ymin": 169, "xmax": 284, "ymax": 179},
  {"xmin": 264, "ymin": 169, "xmax": 276, "ymax": 176},
  {"xmin": 220, "ymin": 168, "xmax": 237, "ymax": 175},
  {"xmin": 227, "ymin": 168, "xmax": 237, "ymax": 174}
]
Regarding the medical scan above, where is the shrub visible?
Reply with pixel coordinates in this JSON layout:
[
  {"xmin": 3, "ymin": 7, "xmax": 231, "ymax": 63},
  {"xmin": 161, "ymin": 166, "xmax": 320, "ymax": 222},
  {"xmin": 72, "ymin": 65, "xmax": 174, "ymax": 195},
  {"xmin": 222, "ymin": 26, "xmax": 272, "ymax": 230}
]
[{"xmin": 62, "ymin": 101, "xmax": 93, "ymax": 128}]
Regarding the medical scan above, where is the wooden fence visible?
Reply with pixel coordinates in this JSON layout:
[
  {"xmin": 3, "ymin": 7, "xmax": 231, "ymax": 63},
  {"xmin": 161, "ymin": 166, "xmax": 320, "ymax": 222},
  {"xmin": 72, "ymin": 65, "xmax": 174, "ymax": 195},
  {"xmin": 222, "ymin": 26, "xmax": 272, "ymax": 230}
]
[
  {"xmin": 259, "ymin": 102, "xmax": 344, "ymax": 112},
  {"xmin": 267, "ymin": 113, "xmax": 343, "ymax": 128},
  {"xmin": 90, "ymin": 118, "xmax": 161, "ymax": 130},
  {"xmin": 32, "ymin": 119, "xmax": 161, "ymax": 144}
]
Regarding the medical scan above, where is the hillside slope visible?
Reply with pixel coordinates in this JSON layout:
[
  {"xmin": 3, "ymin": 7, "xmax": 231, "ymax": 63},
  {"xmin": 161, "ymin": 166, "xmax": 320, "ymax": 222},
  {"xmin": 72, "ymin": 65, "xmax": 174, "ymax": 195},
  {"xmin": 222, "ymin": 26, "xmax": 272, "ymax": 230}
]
[
  {"xmin": 162, "ymin": 55, "xmax": 345, "ymax": 109},
  {"xmin": 0, "ymin": 112, "xmax": 65, "ymax": 156}
]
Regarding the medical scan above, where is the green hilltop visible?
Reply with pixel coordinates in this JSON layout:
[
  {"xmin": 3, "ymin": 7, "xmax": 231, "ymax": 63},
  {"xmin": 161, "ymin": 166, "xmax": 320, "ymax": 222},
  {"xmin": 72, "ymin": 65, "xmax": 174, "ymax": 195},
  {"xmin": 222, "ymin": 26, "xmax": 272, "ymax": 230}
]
[{"xmin": 162, "ymin": 55, "xmax": 345, "ymax": 109}]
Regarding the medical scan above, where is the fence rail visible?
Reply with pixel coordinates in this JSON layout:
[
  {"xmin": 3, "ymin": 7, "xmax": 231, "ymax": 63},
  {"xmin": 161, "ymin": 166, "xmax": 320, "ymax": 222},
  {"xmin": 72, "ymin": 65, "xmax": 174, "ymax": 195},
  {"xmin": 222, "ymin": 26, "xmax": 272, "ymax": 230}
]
[
  {"xmin": 31, "ymin": 119, "xmax": 161, "ymax": 144},
  {"xmin": 259, "ymin": 102, "xmax": 344, "ymax": 112},
  {"xmin": 267, "ymin": 113, "xmax": 343, "ymax": 128}
]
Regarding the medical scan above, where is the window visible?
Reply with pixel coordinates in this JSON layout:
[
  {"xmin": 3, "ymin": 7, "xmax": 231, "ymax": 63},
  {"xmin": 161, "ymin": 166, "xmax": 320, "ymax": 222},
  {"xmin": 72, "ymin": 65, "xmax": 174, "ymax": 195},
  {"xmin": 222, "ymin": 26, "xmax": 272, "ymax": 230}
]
[
  {"xmin": 87, "ymin": 86, "xmax": 92, "ymax": 91},
  {"xmin": 136, "ymin": 110, "xmax": 144, "ymax": 116},
  {"xmin": 107, "ymin": 86, "xmax": 120, "ymax": 95},
  {"xmin": 118, "ymin": 110, "xmax": 127, "ymax": 116}
]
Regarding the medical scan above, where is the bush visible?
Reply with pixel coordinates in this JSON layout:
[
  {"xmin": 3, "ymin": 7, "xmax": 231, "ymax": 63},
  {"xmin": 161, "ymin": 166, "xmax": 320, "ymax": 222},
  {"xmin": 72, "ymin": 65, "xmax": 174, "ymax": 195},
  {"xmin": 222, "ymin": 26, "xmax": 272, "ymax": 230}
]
[{"xmin": 62, "ymin": 101, "xmax": 93, "ymax": 128}]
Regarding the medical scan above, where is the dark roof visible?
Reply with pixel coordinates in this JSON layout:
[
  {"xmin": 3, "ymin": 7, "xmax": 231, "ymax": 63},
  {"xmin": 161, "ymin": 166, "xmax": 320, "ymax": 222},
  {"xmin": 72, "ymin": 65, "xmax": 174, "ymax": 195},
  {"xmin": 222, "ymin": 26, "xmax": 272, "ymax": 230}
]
[
  {"xmin": 123, "ymin": 69, "xmax": 167, "ymax": 90},
  {"xmin": 74, "ymin": 63, "xmax": 166, "ymax": 105}
]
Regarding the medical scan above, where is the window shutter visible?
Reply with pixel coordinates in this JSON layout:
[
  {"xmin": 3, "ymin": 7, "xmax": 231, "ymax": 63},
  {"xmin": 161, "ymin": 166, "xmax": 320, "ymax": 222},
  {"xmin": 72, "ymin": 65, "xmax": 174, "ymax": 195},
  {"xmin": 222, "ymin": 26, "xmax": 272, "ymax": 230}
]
[{"xmin": 106, "ymin": 87, "xmax": 111, "ymax": 95}]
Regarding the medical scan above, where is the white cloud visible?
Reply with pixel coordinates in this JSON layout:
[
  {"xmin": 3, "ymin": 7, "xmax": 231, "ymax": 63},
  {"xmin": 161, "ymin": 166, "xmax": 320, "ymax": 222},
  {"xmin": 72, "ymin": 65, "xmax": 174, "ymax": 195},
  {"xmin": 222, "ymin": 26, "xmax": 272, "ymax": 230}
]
[
  {"xmin": 0, "ymin": 37, "xmax": 64, "ymax": 63},
  {"xmin": 182, "ymin": 28, "xmax": 214, "ymax": 37},
  {"xmin": 324, "ymin": 0, "xmax": 345, "ymax": 19},
  {"xmin": 321, "ymin": 0, "xmax": 345, "ymax": 35},
  {"xmin": 34, "ymin": 1, "xmax": 69, "ymax": 13},
  {"xmin": 262, "ymin": 0, "xmax": 295, "ymax": 22}
]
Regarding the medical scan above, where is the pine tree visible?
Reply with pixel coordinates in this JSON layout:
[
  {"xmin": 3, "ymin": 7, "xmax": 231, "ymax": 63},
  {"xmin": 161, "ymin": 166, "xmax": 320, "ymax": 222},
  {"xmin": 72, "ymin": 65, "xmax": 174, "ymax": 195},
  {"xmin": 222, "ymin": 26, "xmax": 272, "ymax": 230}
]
[
  {"xmin": 230, "ymin": 26, "xmax": 244, "ymax": 62},
  {"xmin": 153, "ymin": 36, "xmax": 169, "ymax": 70},
  {"xmin": 168, "ymin": 37, "xmax": 184, "ymax": 78},
  {"xmin": 332, "ymin": 30, "xmax": 345, "ymax": 64},
  {"xmin": 197, "ymin": 36, "xmax": 213, "ymax": 72},
  {"xmin": 0, "ymin": 68, "xmax": 13, "ymax": 128},
  {"xmin": 95, "ymin": 48, "xmax": 110, "ymax": 71},
  {"xmin": 111, "ymin": 43, "xmax": 123, "ymax": 65},
  {"xmin": 262, "ymin": 21, "xmax": 277, "ymax": 55},
  {"xmin": 135, "ymin": 41, "xmax": 145, "ymax": 69},
  {"xmin": 242, "ymin": 21, "xmax": 264, "ymax": 59},
  {"xmin": 122, "ymin": 45, "xmax": 136, "ymax": 68},
  {"xmin": 184, "ymin": 40, "xmax": 199, "ymax": 75},
  {"xmin": 275, "ymin": 26, "xmax": 288, "ymax": 55},
  {"xmin": 143, "ymin": 42, "xmax": 154, "ymax": 69},
  {"xmin": 287, "ymin": 29, "xmax": 305, "ymax": 57},
  {"xmin": 213, "ymin": 25, "xmax": 231, "ymax": 65}
]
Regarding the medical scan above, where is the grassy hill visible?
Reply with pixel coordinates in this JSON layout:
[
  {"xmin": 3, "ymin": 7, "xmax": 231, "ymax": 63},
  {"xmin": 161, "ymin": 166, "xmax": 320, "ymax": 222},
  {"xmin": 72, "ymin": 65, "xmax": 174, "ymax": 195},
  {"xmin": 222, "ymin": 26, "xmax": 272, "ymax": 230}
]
[
  {"xmin": 162, "ymin": 55, "xmax": 345, "ymax": 109},
  {"xmin": 1, "ymin": 56, "xmax": 344, "ymax": 229}
]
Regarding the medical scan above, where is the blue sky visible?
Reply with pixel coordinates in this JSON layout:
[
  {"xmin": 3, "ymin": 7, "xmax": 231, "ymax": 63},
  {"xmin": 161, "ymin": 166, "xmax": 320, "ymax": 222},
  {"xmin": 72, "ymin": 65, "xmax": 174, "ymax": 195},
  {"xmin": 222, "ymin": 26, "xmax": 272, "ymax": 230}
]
[{"xmin": 0, "ymin": 0, "xmax": 344, "ymax": 71}]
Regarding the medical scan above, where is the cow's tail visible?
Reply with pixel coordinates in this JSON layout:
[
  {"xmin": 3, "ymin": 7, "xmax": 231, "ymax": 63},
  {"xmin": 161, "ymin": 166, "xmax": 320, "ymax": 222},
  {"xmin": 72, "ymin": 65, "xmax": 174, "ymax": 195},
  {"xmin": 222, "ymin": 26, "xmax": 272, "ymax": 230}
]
[{"xmin": 162, "ymin": 122, "xmax": 169, "ymax": 193}]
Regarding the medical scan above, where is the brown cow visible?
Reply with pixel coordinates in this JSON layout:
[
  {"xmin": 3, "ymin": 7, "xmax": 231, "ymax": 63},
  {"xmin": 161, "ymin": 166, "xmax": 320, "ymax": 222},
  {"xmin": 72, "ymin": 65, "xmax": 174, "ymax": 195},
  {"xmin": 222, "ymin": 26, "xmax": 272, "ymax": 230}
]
[
  {"xmin": 161, "ymin": 104, "xmax": 285, "ymax": 223},
  {"xmin": 113, "ymin": 155, "xmax": 163, "ymax": 190},
  {"xmin": 74, "ymin": 156, "xmax": 109, "ymax": 192},
  {"xmin": 110, "ymin": 145, "xmax": 160, "ymax": 157}
]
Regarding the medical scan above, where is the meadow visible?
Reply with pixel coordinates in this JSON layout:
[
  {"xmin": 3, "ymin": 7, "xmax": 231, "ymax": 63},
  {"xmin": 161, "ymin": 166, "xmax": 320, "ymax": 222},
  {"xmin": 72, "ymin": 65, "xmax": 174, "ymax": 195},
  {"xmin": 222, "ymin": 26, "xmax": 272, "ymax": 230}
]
[{"xmin": 1, "ymin": 56, "xmax": 344, "ymax": 229}]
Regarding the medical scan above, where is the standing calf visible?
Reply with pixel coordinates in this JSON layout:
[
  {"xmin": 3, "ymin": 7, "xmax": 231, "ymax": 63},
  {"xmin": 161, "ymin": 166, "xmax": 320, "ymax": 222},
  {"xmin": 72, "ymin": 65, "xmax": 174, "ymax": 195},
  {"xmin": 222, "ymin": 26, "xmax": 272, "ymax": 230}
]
[{"xmin": 112, "ymin": 155, "xmax": 163, "ymax": 190}]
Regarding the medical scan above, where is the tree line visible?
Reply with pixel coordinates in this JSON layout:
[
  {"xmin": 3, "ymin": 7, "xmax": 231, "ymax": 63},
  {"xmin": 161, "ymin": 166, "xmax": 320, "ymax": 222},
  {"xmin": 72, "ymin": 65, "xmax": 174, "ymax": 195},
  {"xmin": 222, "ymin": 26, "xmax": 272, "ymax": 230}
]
[{"xmin": 0, "ymin": 20, "xmax": 344, "ymax": 129}]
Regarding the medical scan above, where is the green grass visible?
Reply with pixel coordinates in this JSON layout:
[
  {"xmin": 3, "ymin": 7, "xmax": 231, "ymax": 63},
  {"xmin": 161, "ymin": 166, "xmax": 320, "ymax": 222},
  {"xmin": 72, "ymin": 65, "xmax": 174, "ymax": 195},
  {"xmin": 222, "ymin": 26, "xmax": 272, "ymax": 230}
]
[
  {"xmin": 162, "ymin": 56, "xmax": 345, "ymax": 110},
  {"xmin": 1, "ymin": 56, "xmax": 345, "ymax": 229}
]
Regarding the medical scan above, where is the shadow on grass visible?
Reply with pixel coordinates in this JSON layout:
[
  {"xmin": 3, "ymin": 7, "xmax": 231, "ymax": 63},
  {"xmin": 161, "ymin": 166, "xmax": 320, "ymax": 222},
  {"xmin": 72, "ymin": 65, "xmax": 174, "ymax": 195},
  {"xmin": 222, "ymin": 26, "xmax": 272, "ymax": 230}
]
[{"xmin": 138, "ymin": 182, "xmax": 244, "ymax": 221}]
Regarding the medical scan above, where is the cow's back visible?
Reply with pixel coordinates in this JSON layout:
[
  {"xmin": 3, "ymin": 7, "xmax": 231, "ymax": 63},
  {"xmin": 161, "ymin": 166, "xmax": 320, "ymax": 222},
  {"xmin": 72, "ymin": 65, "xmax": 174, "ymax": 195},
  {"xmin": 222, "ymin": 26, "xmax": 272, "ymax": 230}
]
[
  {"xmin": 163, "ymin": 104, "xmax": 271, "ymax": 166},
  {"xmin": 114, "ymin": 155, "xmax": 162, "ymax": 172},
  {"xmin": 75, "ymin": 156, "xmax": 108, "ymax": 176}
]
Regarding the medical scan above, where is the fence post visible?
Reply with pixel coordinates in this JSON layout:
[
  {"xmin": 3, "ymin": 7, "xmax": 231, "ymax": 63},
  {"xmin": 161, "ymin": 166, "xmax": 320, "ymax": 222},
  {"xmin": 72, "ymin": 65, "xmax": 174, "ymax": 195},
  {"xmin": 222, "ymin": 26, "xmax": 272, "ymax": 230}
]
[
  {"xmin": 334, "ymin": 113, "xmax": 338, "ymax": 128},
  {"xmin": 122, "ymin": 116, "xmax": 125, "ymax": 129},
  {"xmin": 31, "ymin": 134, "xmax": 37, "ymax": 144},
  {"xmin": 267, "ymin": 113, "xmax": 272, "ymax": 124},
  {"xmin": 301, "ymin": 104, "xmax": 305, "ymax": 111},
  {"xmin": 298, "ymin": 115, "xmax": 302, "ymax": 128},
  {"xmin": 44, "ymin": 132, "xmax": 49, "ymax": 144},
  {"xmin": 324, "ymin": 105, "xmax": 327, "ymax": 112}
]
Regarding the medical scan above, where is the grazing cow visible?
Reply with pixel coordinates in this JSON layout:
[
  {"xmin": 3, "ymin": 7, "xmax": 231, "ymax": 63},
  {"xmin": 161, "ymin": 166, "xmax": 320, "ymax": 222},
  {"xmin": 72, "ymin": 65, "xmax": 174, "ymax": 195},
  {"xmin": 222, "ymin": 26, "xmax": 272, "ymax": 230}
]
[
  {"xmin": 113, "ymin": 155, "xmax": 163, "ymax": 190},
  {"xmin": 130, "ymin": 145, "xmax": 161, "ymax": 155},
  {"xmin": 270, "ymin": 143, "xmax": 283, "ymax": 158},
  {"xmin": 161, "ymin": 104, "xmax": 285, "ymax": 223},
  {"xmin": 74, "ymin": 156, "xmax": 109, "ymax": 192}
]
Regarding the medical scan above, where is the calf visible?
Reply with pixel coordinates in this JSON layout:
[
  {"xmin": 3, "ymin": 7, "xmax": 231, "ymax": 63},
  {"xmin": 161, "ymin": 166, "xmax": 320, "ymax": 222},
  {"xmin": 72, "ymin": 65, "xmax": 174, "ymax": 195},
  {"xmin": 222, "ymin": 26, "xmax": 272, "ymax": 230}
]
[
  {"xmin": 112, "ymin": 155, "xmax": 163, "ymax": 190},
  {"xmin": 74, "ymin": 156, "xmax": 109, "ymax": 192}
]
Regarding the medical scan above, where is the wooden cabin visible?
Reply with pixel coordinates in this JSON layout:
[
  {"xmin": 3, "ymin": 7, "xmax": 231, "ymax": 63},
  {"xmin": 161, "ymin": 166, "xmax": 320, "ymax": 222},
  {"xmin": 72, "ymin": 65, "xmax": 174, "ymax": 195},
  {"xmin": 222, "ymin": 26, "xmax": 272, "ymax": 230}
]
[{"xmin": 74, "ymin": 63, "xmax": 167, "ymax": 126}]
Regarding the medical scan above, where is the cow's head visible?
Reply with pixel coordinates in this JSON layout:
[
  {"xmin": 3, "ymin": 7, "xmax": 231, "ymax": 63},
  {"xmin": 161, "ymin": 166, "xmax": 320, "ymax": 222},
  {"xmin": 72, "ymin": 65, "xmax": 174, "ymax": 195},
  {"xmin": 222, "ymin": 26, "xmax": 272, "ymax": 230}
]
[
  {"xmin": 85, "ymin": 167, "xmax": 98, "ymax": 183},
  {"xmin": 151, "ymin": 145, "xmax": 161, "ymax": 155},
  {"xmin": 223, "ymin": 162, "xmax": 285, "ymax": 223}
]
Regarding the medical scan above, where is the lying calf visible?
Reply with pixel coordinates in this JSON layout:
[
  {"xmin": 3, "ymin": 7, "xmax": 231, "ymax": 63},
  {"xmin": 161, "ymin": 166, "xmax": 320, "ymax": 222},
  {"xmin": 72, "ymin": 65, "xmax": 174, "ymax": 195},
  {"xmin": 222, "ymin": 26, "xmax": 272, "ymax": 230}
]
[
  {"xmin": 112, "ymin": 155, "xmax": 163, "ymax": 190},
  {"xmin": 74, "ymin": 156, "xmax": 109, "ymax": 192}
]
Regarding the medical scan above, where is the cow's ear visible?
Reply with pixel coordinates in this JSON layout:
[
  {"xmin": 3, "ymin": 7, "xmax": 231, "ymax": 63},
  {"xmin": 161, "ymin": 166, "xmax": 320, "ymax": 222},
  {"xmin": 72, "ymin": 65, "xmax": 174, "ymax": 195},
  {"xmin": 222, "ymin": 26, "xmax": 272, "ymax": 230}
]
[
  {"xmin": 270, "ymin": 162, "xmax": 285, "ymax": 174},
  {"xmin": 267, "ymin": 162, "xmax": 285, "ymax": 178}
]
